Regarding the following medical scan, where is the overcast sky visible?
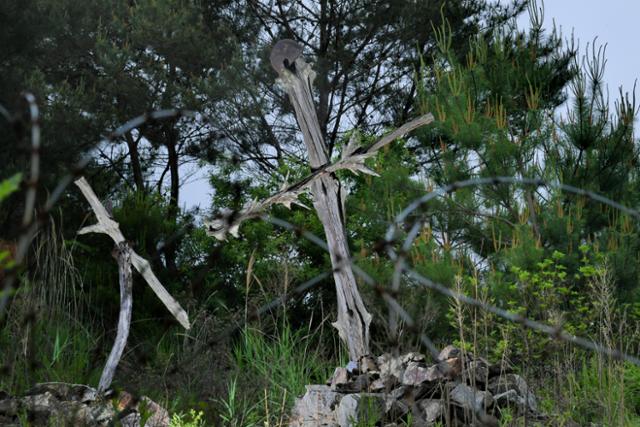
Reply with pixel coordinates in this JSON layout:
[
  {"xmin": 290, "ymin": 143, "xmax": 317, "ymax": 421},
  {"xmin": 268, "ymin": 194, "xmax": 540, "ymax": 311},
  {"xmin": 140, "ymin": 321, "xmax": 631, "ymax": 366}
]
[
  {"xmin": 506, "ymin": 0, "xmax": 639, "ymax": 105},
  {"xmin": 180, "ymin": 0, "xmax": 640, "ymax": 210}
]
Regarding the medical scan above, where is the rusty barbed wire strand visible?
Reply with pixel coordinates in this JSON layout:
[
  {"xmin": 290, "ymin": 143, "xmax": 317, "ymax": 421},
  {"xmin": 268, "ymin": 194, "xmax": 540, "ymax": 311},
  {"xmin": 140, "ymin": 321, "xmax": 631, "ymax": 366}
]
[
  {"xmin": 0, "ymin": 108, "xmax": 219, "ymax": 319},
  {"xmin": 385, "ymin": 176, "xmax": 640, "ymax": 245},
  {"xmin": 0, "ymin": 93, "xmax": 41, "ymax": 316},
  {"xmin": 3, "ymin": 94, "xmax": 640, "ymax": 423},
  {"xmin": 263, "ymin": 215, "xmax": 450, "ymax": 362},
  {"xmin": 166, "ymin": 214, "xmax": 439, "ymax": 373},
  {"xmin": 165, "ymin": 173, "xmax": 640, "ymax": 368},
  {"xmin": 0, "ymin": 99, "xmax": 448, "ymax": 411},
  {"xmin": 263, "ymin": 211, "xmax": 640, "ymax": 366},
  {"xmin": 383, "ymin": 176, "xmax": 640, "ymax": 365}
]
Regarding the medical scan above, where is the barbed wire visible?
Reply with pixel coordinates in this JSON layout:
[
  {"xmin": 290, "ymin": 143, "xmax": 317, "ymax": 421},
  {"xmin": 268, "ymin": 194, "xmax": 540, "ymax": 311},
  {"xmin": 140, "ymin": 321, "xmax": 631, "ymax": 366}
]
[
  {"xmin": 4, "ymin": 105, "xmax": 640, "ymax": 368},
  {"xmin": 0, "ymin": 108, "xmax": 224, "ymax": 320},
  {"xmin": 2, "ymin": 95, "xmax": 640, "ymax": 427},
  {"xmin": 264, "ymin": 212, "xmax": 640, "ymax": 366},
  {"xmin": 385, "ymin": 176, "xmax": 640, "ymax": 241},
  {"xmin": 383, "ymin": 176, "xmax": 640, "ymax": 365},
  {"xmin": 0, "ymin": 93, "xmax": 41, "ymax": 316}
]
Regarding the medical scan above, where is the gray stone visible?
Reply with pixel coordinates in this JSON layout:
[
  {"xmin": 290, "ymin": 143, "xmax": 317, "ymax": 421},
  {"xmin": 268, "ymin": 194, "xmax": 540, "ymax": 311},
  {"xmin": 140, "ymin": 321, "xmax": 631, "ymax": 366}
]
[
  {"xmin": 370, "ymin": 373, "xmax": 398, "ymax": 393},
  {"xmin": 359, "ymin": 356, "xmax": 377, "ymax": 373},
  {"xmin": 424, "ymin": 365, "xmax": 445, "ymax": 382},
  {"xmin": 140, "ymin": 396, "xmax": 170, "ymax": 427},
  {"xmin": 121, "ymin": 413, "xmax": 142, "ymax": 427},
  {"xmin": 21, "ymin": 391, "xmax": 57, "ymax": 414},
  {"xmin": 376, "ymin": 353, "xmax": 391, "ymax": 366},
  {"xmin": 378, "ymin": 355, "xmax": 404, "ymax": 382},
  {"xmin": 402, "ymin": 362, "xmax": 431, "ymax": 386},
  {"xmin": 0, "ymin": 415, "xmax": 18, "ymax": 427},
  {"xmin": 330, "ymin": 367, "xmax": 349, "ymax": 390},
  {"xmin": 438, "ymin": 345, "xmax": 461, "ymax": 360},
  {"xmin": 117, "ymin": 401, "xmax": 169, "ymax": 427},
  {"xmin": 75, "ymin": 384, "xmax": 98, "ymax": 403},
  {"xmin": 401, "ymin": 352, "xmax": 426, "ymax": 364},
  {"xmin": 86, "ymin": 401, "xmax": 117, "ymax": 425},
  {"xmin": 114, "ymin": 392, "xmax": 169, "ymax": 427},
  {"xmin": 336, "ymin": 394, "xmax": 385, "ymax": 427},
  {"xmin": 418, "ymin": 399, "xmax": 445, "ymax": 423},
  {"xmin": 493, "ymin": 389, "xmax": 536, "ymax": 415},
  {"xmin": 0, "ymin": 398, "xmax": 18, "ymax": 416},
  {"xmin": 335, "ymin": 374, "xmax": 373, "ymax": 393},
  {"xmin": 449, "ymin": 383, "xmax": 493, "ymax": 414},
  {"xmin": 0, "ymin": 383, "xmax": 167, "ymax": 427},
  {"xmin": 488, "ymin": 374, "xmax": 537, "ymax": 413},
  {"xmin": 493, "ymin": 389, "xmax": 520, "ymax": 406},
  {"xmin": 436, "ymin": 357, "xmax": 462, "ymax": 379},
  {"xmin": 55, "ymin": 401, "xmax": 93, "ymax": 425},
  {"xmin": 389, "ymin": 385, "xmax": 411, "ymax": 402},
  {"xmin": 369, "ymin": 378, "xmax": 389, "ymax": 393},
  {"xmin": 290, "ymin": 385, "xmax": 342, "ymax": 427},
  {"xmin": 384, "ymin": 395, "xmax": 409, "ymax": 421},
  {"xmin": 26, "ymin": 382, "xmax": 73, "ymax": 398},
  {"xmin": 467, "ymin": 359, "xmax": 490, "ymax": 383},
  {"xmin": 26, "ymin": 382, "xmax": 98, "ymax": 403}
]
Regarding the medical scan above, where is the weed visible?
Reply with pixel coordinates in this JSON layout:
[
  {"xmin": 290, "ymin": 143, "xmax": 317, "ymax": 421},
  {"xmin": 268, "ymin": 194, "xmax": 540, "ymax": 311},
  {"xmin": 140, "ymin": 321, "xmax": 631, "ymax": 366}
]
[{"xmin": 170, "ymin": 409, "xmax": 206, "ymax": 427}]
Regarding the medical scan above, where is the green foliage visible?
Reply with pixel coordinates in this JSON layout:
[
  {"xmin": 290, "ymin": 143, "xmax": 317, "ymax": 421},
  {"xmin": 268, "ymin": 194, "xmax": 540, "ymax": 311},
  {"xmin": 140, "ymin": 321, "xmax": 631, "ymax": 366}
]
[
  {"xmin": 560, "ymin": 357, "xmax": 640, "ymax": 425},
  {"xmin": 0, "ymin": 315, "xmax": 101, "ymax": 394},
  {"xmin": 0, "ymin": 173, "xmax": 21, "ymax": 202},
  {"xmin": 216, "ymin": 377, "xmax": 260, "ymax": 427},
  {"xmin": 2, "ymin": 1, "xmax": 640, "ymax": 426},
  {"xmin": 500, "ymin": 247, "xmax": 594, "ymax": 351},
  {"xmin": 224, "ymin": 323, "xmax": 339, "ymax": 425},
  {"xmin": 0, "ymin": 218, "xmax": 100, "ymax": 395},
  {"xmin": 0, "ymin": 174, "xmax": 20, "ymax": 275},
  {"xmin": 625, "ymin": 362, "xmax": 640, "ymax": 415},
  {"xmin": 169, "ymin": 409, "xmax": 206, "ymax": 427},
  {"xmin": 349, "ymin": 396, "xmax": 384, "ymax": 427}
]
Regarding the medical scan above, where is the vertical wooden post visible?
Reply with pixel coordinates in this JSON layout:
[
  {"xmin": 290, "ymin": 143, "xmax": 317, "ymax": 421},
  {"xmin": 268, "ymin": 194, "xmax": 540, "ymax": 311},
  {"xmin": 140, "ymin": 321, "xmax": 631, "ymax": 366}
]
[
  {"xmin": 270, "ymin": 40, "xmax": 371, "ymax": 360},
  {"xmin": 98, "ymin": 242, "xmax": 133, "ymax": 392}
]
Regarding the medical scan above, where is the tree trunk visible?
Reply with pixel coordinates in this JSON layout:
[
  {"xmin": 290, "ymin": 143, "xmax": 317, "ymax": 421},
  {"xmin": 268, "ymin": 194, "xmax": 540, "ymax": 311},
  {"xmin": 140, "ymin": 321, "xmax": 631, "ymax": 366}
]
[
  {"xmin": 125, "ymin": 132, "xmax": 144, "ymax": 192},
  {"xmin": 273, "ymin": 46, "xmax": 371, "ymax": 361},
  {"xmin": 164, "ymin": 128, "xmax": 180, "ymax": 276}
]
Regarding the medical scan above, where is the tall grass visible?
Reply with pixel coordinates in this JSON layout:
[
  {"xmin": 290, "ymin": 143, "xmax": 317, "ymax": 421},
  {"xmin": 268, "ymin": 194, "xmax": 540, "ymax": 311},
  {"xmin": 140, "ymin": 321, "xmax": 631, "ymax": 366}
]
[
  {"xmin": 551, "ymin": 263, "xmax": 640, "ymax": 426},
  {"xmin": 3, "ymin": 217, "xmax": 639, "ymax": 427},
  {"xmin": 0, "ymin": 218, "xmax": 101, "ymax": 393},
  {"xmin": 217, "ymin": 321, "xmax": 340, "ymax": 426}
]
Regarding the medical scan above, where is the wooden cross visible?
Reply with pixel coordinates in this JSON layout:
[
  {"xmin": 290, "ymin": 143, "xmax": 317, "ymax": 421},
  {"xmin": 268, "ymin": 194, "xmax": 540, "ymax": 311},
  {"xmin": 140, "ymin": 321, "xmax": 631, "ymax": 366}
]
[
  {"xmin": 206, "ymin": 40, "xmax": 433, "ymax": 361},
  {"xmin": 75, "ymin": 177, "xmax": 190, "ymax": 391}
]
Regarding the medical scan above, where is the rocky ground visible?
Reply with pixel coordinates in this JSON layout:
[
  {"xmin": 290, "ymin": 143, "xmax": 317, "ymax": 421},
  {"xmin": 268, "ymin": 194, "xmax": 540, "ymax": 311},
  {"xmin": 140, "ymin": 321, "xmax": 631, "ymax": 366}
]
[
  {"xmin": 290, "ymin": 345, "xmax": 544, "ymax": 426},
  {"xmin": 0, "ymin": 345, "xmax": 551, "ymax": 426},
  {"xmin": 0, "ymin": 383, "xmax": 168, "ymax": 426}
]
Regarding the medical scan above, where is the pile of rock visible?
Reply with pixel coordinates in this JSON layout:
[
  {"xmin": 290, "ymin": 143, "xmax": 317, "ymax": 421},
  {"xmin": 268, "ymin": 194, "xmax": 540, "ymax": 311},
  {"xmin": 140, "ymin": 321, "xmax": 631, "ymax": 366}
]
[
  {"xmin": 0, "ymin": 382, "xmax": 169, "ymax": 426},
  {"xmin": 290, "ymin": 346, "xmax": 542, "ymax": 426}
]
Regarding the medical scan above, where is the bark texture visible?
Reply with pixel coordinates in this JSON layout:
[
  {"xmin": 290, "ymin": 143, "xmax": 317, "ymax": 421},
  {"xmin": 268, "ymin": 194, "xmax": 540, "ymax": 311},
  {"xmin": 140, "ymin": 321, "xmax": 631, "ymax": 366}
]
[{"xmin": 275, "ymin": 53, "xmax": 371, "ymax": 360}]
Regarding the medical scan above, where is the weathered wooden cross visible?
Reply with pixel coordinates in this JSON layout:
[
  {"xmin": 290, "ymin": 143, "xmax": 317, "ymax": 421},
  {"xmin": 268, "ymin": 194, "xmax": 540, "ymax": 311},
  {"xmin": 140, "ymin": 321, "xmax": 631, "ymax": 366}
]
[
  {"xmin": 75, "ymin": 176, "xmax": 190, "ymax": 392},
  {"xmin": 205, "ymin": 40, "xmax": 433, "ymax": 361}
]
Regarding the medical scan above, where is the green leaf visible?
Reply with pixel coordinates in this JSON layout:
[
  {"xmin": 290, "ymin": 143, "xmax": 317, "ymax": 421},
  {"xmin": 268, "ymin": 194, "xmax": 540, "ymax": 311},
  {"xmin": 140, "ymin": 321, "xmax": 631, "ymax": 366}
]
[{"xmin": 0, "ymin": 173, "xmax": 22, "ymax": 202}]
